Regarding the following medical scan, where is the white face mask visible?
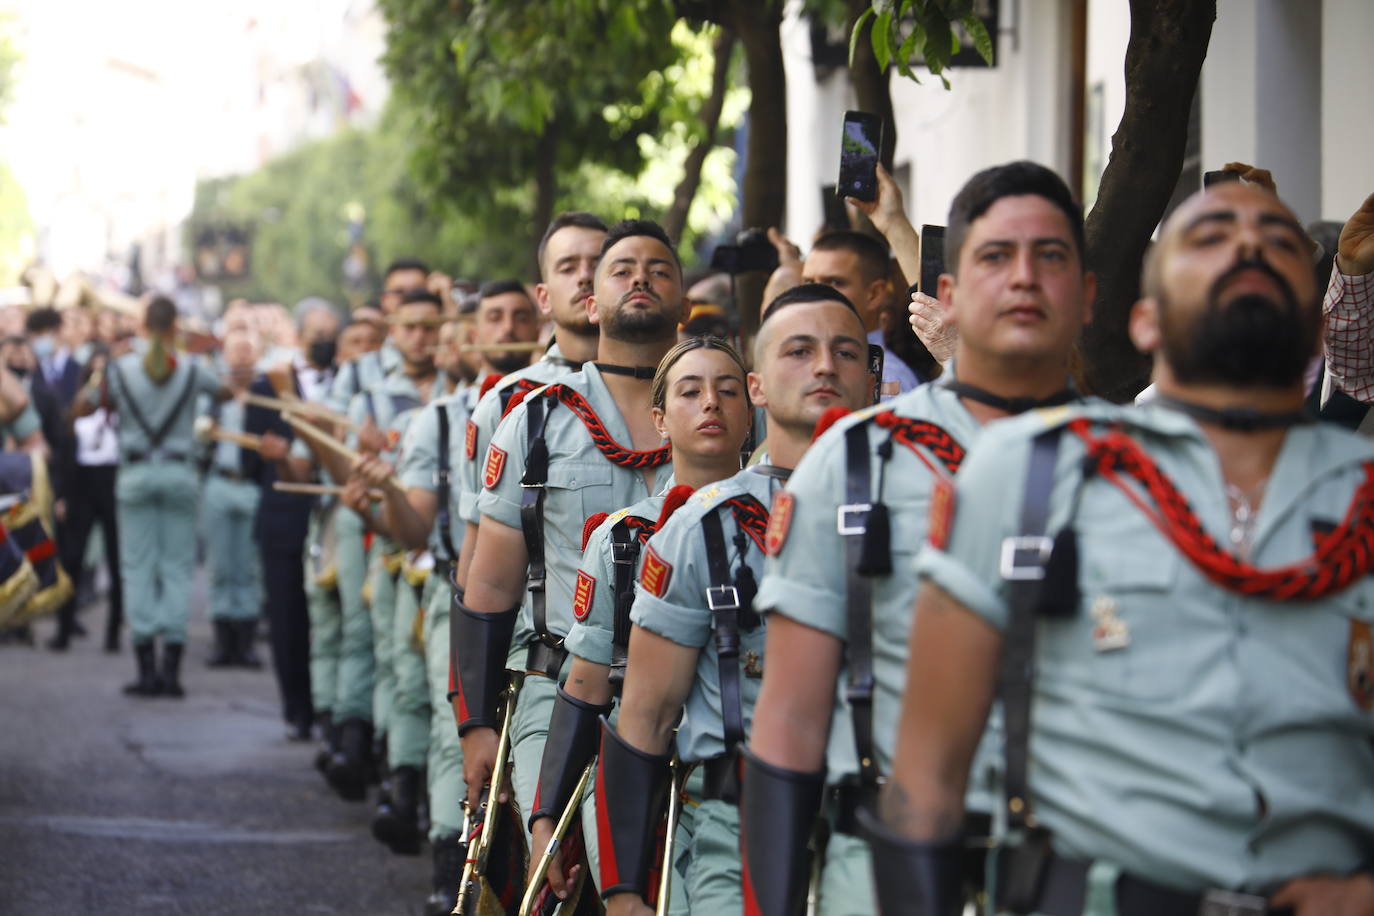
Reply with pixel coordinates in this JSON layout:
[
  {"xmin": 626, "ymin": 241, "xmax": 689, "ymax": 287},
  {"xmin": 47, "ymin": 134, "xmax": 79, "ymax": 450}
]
[{"xmin": 31, "ymin": 336, "xmax": 55, "ymax": 361}]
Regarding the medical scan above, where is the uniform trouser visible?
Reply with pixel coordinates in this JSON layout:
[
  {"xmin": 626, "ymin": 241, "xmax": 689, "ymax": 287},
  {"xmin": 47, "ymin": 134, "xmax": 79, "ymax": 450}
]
[
  {"xmin": 387, "ymin": 570, "xmax": 433, "ymax": 770},
  {"xmin": 332, "ymin": 511, "xmax": 374, "ymax": 722},
  {"xmin": 55, "ymin": 463, "xmax": 122, "ymax": 640},
  {"xmin": 817, "ymin": 830, "xmax": 879, "ymax": 916},
  {"xmin": 682, "ymin": 797, "xmax": 744, "ymax": 913},
  {"xmin": 423, "ymin": 579, "xmax": 464, "ymax": 841},
  {"xmin": 117, "ymin": 462, "xmax": 198, "ymax": 644},
  {"xmin": 262, "ymin": 543, "xmax": 311, "ymax": 726},
  {"xmin": 305, "ymin": 560, "xmax": 342, "ymax": 718},
  {"xmin": 368, "ymin": 540, "xmax": 401, "ymax": 738},
  {"xmin": 202, "ymin": 476, "xmax": 261, "ymax": 622}
]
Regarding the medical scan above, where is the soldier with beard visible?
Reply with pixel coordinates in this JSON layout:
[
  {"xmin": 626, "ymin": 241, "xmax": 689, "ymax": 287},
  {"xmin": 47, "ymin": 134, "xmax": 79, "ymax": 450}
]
[
  {"xmin": 453, "ymin": 220, "xmax": 683, "ymax": 887},
  {"xmin": 871, "ymin": 180, "xmax": 1374, "ymax": 916}
]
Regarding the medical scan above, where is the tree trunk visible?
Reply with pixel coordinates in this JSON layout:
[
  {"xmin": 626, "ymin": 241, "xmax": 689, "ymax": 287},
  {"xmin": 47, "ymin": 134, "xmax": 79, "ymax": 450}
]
[
  {"xmin": 1080, "ymin": 0, "xmax": 1215, "ymax": 401},
  {"xmin": 846, "ymin": 0, "xmax": 895, "ymax": 169},
  {"xmin": 728, "ymin": 0, "xmax": 786, "ymax": 341},
  {"xmin": 663, "ymin": 28, "xmax": 736, "ymax": 244},
  {"xmin": 531, "ymin": 117, "xmax": 560, "ymax": 277}
]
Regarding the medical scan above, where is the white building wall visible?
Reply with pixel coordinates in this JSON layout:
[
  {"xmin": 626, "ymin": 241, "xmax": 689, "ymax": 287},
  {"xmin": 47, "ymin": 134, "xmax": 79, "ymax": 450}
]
[{"xmin": 1321, "ymin": 0, "xmax": 1374, "ymax": 221}]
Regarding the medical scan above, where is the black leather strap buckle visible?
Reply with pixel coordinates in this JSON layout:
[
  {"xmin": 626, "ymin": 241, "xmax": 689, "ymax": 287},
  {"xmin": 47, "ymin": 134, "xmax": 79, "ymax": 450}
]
[
  {"xmin": 610, "ymin": 539, "xmax": 637, "ymax": 565},
  {"xmin": 699, "ymin": 754, "xmax": 741, "ymax": 805},
  {"xmin": 526, "ymin": 641, "xmax": 567, "ymax": 679},
  {"xmin": 999, "ymin": 535, "xmax": 1053, "ymax": 581},
  {"xmin": 836, "ymin": 503, "xmax": 871, "ymax": 536},
  {"xmin": 706, "ymin": 584, "xmax": 741, "ymax": 612}
]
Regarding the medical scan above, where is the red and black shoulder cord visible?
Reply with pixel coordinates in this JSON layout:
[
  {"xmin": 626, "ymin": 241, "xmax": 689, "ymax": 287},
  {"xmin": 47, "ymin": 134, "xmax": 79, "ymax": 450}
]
[
  {"xmin": 1069, "ymin": 418, "xmax": 1374, "ymax": 601},
  {"xmin": 527, "ymin": 384, "xmax": 672, "ymax": 472}
]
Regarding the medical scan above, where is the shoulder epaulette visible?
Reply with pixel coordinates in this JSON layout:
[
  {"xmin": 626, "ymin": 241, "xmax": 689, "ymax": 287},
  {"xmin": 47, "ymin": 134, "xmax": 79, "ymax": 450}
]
[
  {"xmin": 656, "ymin": 484, "xmax": 696, "ymax": 529},
  {"xmin": 811, "ymin": 405, "xmax": 853, "ymax": 442},
  {"xmin": 478, "ymin": 373, "xmax": 502, "ymax": 400},
  {"xmin": 582, "ymin": 512, "xmax": 611, "ymax": 551}
]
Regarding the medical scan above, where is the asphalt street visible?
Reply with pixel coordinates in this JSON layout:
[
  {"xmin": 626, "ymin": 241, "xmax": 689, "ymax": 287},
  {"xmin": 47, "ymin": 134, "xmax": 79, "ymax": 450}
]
[{"xmin": 0, "ymin": 576, "xmax": 432, "ymax": 916}]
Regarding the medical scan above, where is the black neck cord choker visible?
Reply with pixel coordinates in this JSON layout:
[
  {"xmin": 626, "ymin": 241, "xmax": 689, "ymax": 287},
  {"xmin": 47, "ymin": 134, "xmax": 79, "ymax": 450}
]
[
  {"xmin": 1152, "ymin": 394, "xmax": 1310, "ymax": 432},
  {"xmin": 595, "ymin": 362, "xmax": 657, "ymax": 380},
  {"xmin": 939, "ymin": 378, "xmax": 1077, "ymax": 415}
]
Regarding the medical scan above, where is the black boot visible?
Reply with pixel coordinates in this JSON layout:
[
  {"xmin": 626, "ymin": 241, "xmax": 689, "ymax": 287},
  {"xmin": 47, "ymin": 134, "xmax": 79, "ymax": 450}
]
[
  {"xmin": 160, "ymin": 643, "xmax": 185, "ymax": 698},
  {"xmin": 425, "ymin": 832, "xmax": 467, "ymax": 915},
  {"xmin": 122, "ymin": 640, "xmax": 163, "ymax": 697},
  {"xmin": 326, "ymin": 718, "xmax": 373, "ymax": 801},
  {"xmin": 372, "ymin": 764, "xmax": 423, "ymax": 855},
  {"xmin": 234, "ymin": 620, "xmax": 262, "ymax": 669},
  {"xmin": 314, "ymin": 712, "xmax": 336, "ymax": 774},
  {"xmin": 206, "ymin": 619, "xmax": 235, "ymax": 667}
]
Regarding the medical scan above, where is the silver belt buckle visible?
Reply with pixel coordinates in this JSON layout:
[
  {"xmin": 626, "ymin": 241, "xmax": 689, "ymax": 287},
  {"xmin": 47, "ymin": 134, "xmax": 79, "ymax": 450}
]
[
  {"xmin": 1197, "ymin": 889, "xmax": 1267, "ymax": 916},
  {"xmin": 706, "ymin": 585, "xmax": 740, "ymax": 612},
  {"xmin": 998, "ymin": 535, "xmax": 1053, "ymax": 580},
  {"xmin": 836, "ymin": 503, "xmax": 871, "ymax": 536}
]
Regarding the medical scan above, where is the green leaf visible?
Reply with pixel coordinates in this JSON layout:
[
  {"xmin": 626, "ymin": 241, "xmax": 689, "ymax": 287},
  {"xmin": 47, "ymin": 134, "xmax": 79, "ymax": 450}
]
[
  {"xmin": 961, "ymin": 13, "xmax": 994, "ymax": 65},
  {"xmin": 873, "ymin": 11, "xmax": 892, "ymax": 71},
  {"xmin": 848, "ymin": 6, "xmax": 875, "ymax": 68}
]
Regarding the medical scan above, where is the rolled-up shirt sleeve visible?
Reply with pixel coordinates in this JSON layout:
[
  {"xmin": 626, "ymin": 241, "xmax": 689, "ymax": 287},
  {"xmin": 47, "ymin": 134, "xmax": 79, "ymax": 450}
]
[{"xmin": 1323, "ymin": 269, "xmax": 1374, "ymax": 402}]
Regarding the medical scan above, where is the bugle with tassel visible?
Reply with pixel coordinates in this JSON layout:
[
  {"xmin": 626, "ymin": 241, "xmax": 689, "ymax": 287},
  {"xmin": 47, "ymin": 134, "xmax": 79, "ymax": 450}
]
[
  {"xmin": 654, "ymin": 758, "xmax": 684, "ymax": 916},
  {"xmin": 193, "ymin": 416, "xmax": 262, "ymax": 452},
  {"xmin": 517, "ymin": 761, "xmax": 596, "ymax": 916},
  {"xmin": 452, "ymin": 671, "xmax": 525, "ymax": 916}
]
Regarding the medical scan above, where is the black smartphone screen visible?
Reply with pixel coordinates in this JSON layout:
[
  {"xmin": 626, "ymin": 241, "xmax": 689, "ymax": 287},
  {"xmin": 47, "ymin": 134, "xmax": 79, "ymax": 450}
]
[
  {"xmin": 838, "ymin": 111, "xmax": 882, "ymax": 203},
  {"xmin": 1203, "ymin": 169, "xmax": 1241, "ymax": 188},
  {"xmin": 868, "ymin": 343, "xmax": 885, "ymax": 404},
  {"xmin": 920, "ymin": 225, "xmax": 946, "ymax": 294}
]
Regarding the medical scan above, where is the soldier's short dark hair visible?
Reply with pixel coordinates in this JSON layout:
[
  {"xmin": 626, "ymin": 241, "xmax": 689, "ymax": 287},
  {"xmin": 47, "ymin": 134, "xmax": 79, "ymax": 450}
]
[
  {"xmin": 761, "ymin": 282, "xmax": 862, "ymax": 325},
  {"xmin": 537, "ymin": 212, "xmax": 608, "ymax": 278},
  {"xmin": 809, "ymin": 231, "xmax": 890, "ymax": 284},
  {"xmin": 947, "ymin": 161, "xmax": 1085, "ymax": 274},
  {"xmin": 478, "ymin": 279, "xmax": 531, "ymax": 301},
  {"xmin": 144, "ymin": 296, "xmax": 178, "ymax": 333},
  {"xmin": 24, "ymin": 306, "xmax": 62, "ymax": 335},
  {"xmin": 599, "ymin": 218, "xmax": 681, "ymax": 274},
  {"xmin": 398, "ymin": 289, "xmax": 443, "ymax": 310},
  {"xmin": 384, "ymin": 258, "xmax": 431, "ymax": 281}
]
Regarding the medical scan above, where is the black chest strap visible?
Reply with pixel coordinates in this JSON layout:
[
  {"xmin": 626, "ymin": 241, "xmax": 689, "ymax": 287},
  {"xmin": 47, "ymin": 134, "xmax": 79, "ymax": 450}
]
[
  {"xmin": 608, "ymin": 519, "xmax": 646, "ymax": 691},
  {"xmin": 702, "ymin": 509, "xmax": 747, "ymax": 753},
  {"xmin": 1001, "ymin": 427, "xmax": 1063, "ymax": 832},
  {"xmin": 839, "ymin": 422, "xmax": 881, "ymax": 791},
  {"xmin": 108, "ymin": 361, "xmax": 199, "ymax": 452},
  {"xmin": 434, "ymin": 404, "xmax": 457, "ymax": 561},
  {"xmin": 519, "ymin": 394, "xmax": 559, "ymax": 648}
]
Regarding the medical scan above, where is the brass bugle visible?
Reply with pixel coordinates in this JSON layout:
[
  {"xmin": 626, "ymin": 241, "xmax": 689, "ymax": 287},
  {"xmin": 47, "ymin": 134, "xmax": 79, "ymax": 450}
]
[
  {"xmin": 517, "ymin": 761, "xmax": 596, "ymax": 916},
  {"xmin": 655, "ymin": 758, "xmax": 684, "ymax": 916},
  {"xmin": 272, "ymin": 481, "xmax": 383, "ymax": 500},
  {"xmin": 452, "ymin": 671, "xmax": 524, "ymax": 915},
  {"xmin": 281, "ymin": 414, "xmax": 406, "ymax": 493}
]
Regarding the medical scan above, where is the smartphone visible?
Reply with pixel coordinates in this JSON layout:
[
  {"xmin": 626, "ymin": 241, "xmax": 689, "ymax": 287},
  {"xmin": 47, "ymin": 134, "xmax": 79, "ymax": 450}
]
[
  {"xmin": 920, "ymin": 225, "xmax": 946, "ymax": 295},
  {"xmin": 838, "ymin": 111, "xmax": 883, "ymax": 203},
  {"xmin": 1203, "ymin": 169, "xmax": 1242, "ymax": 188},
  {"xmin": 868, "ymin": 343, "xmax": 885, "ymax": 404}
]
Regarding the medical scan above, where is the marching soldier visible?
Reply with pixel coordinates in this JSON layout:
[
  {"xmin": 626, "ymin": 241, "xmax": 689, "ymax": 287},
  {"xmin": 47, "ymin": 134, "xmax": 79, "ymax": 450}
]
[
  {"xmin": 75, "ymin": 296, "xmax": 229, "ymax": 698},
  {"xmin": 744, "ymin": 162, "xmax": 1096, "ymax": 915},
  {"xmin": 525, "ymin": 336, "xmax": 756, "ymax": 908},
  {"xmin": 452, "ymin": 220, "xmax": 684, "ymax": 878},
  {"xmin": 200, "ymin": 330, "xmax": 264, "ymax": 669},
  {"xmin": 451, "ymin": 213, "xmax": 606, "ymax": 593},
  {"xmin": 332, "ymin": 289, "xmax": 445, "ymax": 817},
  {"xmin": 871, "ymin": 181, "xmax": 1374, "ymax": 916},
  {"xmin": 595, "ymin": 285, "xmax": 872, "ymax": 914}
]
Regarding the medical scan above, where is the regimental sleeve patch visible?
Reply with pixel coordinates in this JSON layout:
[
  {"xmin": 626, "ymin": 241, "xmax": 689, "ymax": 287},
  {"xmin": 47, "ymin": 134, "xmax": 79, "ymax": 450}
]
[
  {"xmin": 573, "ymin": 571, "xmax": 596, "ymax": 621},
  {"xmin": 765, "ymin": 490, "xmax": 795, "ymax": 556},
  {"xmin": 1349, "ymin": 620, "xmax": 1374, "ymax": 711},
  {"xmin": 483, "ymin": 445, "xmax": 507, "ymax": 489},
  {"xmin": 465, "ymin": 419, "xmax": 478, "ymax": 460},
  {"xmin": 386, "ymin": 428, "xmax": 403, "ymax": 452},
  {"xmin": 640, "ymin": 545, "xmax": 672, "ymax": 597},
  {"xmin": 928, "ymin": 476, "xmax": 956, "ymax": 550}
]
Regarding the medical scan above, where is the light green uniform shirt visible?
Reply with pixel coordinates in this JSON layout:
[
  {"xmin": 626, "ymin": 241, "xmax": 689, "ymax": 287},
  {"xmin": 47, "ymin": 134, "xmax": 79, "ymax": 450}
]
[
  {"xmin": 477, "ymin": 363, "xmax": 672, "ymax": 649},
  {"xmin": 457, "ymin": 346, "xmax": 579, "ymax": 526},
  {"xmin": 631, "ymin": 466, "xmax": 781, "ymax": 764},
  {"xmin": 915, "ymin": 402, "xmax": 1374, "ymax": 893},
  {"xmin": 106, "ymin": 353, "xmax": 221, "ymax": 461},
  {"xmin": 398, "ymin": 389, "xmax": 473, "ymax": 562},
  {"xmin": 564, "ymin": 486, "xmax": 672, "ymax": 666},
  {"xmin": 2, "ymin": 400, "xmax": 40, "ymax": 442},
  {"xmin": 754, "ymin": 383, "xmax": 987, "ymax": 791},
  {"xmin": 204, "ymin": 398, "xmax": 249, "ymax": 474},
  {"xmin": 345, "ymin": 371, "xmax": 428, "ymax": 464}
]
